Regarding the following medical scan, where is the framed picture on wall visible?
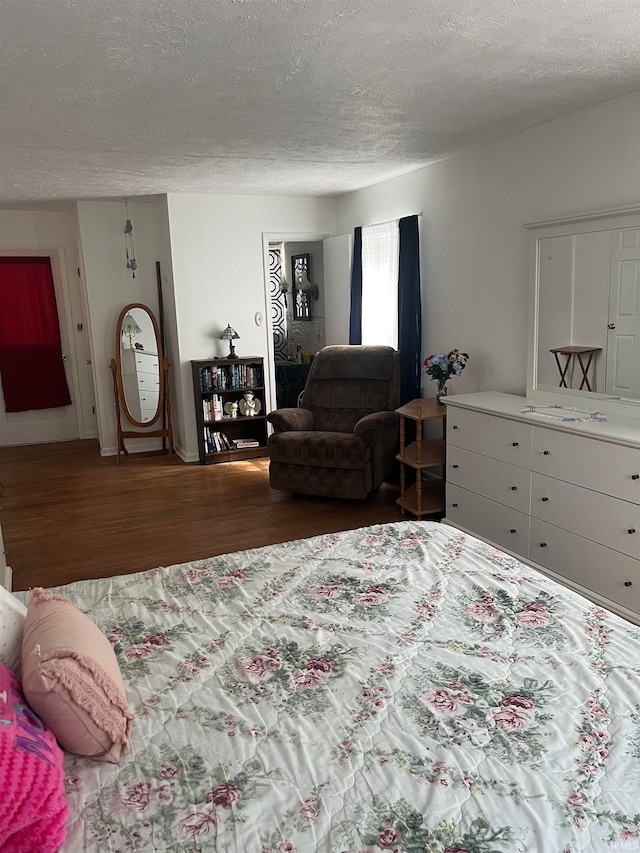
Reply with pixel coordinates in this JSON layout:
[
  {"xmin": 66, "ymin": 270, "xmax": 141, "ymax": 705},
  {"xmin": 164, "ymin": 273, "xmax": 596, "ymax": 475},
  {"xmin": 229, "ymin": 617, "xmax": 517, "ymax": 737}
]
[{"xmin": 291, "ymin": 253, "xmax": 311, "ymax": 321}]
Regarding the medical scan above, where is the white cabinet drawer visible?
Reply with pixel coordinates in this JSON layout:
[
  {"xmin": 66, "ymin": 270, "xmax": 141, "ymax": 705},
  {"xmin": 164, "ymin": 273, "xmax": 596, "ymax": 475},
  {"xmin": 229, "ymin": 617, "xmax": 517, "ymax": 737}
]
[
  {"xmin": 529, "ymin": 518, "xmax": 640, "ymax": 615},
  {"xmin": 448, "ymin": 446, "xmax": 531, "ymax": 513},
  {"xmin": 447, "ymin": 484, "xmax": 529, "ymax": 556},
  {"xmin": 532, "ymin": 427, "xmax": 640, "ymax": 503},
  {"xmin": 531, "ymin": 473, "xmax": 640, "ymax": 559},
  {"xmin": 447, "ymin": 407, "xmax": 532, "ymax": 468}
]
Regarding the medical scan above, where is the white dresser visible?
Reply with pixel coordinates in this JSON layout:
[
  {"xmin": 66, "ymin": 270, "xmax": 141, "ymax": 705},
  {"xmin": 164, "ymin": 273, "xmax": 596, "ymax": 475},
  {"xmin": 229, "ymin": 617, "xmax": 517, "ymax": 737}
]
[
  {"xmin": 121, "ymin": 348, "xmax": 160, "ymax": 423},
  {"xmin": 444, "ymin": 392, "xmax": 640, "ymax": 623}
]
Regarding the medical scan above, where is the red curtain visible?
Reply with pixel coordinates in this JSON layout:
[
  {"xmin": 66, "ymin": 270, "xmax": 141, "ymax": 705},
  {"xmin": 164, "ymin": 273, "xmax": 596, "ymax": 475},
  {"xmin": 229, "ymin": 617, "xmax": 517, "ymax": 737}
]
[{"xmin": 0, "ymin": 257, "xmax": 72, "ymax": 412}]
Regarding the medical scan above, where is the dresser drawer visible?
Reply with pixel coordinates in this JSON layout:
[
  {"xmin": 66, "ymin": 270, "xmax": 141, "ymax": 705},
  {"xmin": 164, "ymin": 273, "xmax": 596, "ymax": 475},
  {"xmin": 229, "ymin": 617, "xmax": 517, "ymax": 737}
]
[
  {"xmin": 447, "ymin": 446, "xmax": 531, "ymax": 513},
  {"xmin": 447, "ymin": 407, "xmax": 532, "ymax": 468},
  {"xmin": 531, "ymin": 473, "xmax": 640, "ymax": 559},
  {"xmin": 532, "ymin": 427, "xmax": 640, "ymax": 503},
  {"xmin": 529, "ymin": 518, "xmax": 640, "ymax": 615},
  {"xmin": 447, "ymin": 484, "xmax": 529, "ymax": 556}
]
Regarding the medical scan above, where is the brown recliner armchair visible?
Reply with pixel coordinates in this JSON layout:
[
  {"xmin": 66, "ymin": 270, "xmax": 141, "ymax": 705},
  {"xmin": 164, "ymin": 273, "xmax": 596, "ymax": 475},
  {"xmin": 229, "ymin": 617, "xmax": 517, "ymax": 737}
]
[{"xmin": 267, "ymin": 345, "xmax": 401, "ymax": 499}]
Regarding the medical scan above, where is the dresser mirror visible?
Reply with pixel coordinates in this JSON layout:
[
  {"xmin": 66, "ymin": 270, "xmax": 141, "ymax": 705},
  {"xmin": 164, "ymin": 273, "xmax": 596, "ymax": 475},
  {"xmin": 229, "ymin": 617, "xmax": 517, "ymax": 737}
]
[
  {"xmin": 110, "ymin": 303, "xmax": 174, "ymax": 460},
  {"xmin": 526, "ymin": 207, "xmax": 640, "ymax": 418}
]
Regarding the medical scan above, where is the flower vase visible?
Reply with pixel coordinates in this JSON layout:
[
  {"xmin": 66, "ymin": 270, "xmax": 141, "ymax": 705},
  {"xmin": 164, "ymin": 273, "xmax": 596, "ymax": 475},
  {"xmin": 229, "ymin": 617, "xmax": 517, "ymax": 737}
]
[{"xmin": 436, "ymin": 384, "xmax": 447, "ymax": 406}]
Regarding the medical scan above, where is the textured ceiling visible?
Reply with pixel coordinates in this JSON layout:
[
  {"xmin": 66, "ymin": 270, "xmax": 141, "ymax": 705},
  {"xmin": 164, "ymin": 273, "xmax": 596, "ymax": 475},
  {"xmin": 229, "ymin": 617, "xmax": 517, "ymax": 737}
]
[{"xmin": 1, "ymin": 0, "xmax": 639, "ymax": 203}]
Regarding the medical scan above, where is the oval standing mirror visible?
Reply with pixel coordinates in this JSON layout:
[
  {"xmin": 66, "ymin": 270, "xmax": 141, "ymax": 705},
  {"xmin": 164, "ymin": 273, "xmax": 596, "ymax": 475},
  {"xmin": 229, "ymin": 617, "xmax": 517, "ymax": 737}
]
[{"xmin": 116, "ymin": 304, "xmax": 163, "ymax": 426}]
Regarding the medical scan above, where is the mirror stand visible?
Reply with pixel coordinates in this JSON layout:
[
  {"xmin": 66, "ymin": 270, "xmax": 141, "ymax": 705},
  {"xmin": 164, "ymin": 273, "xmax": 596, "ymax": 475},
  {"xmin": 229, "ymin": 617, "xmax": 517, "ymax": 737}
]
[
  {"xmin": 110, "ymin": 303, "xmax": 174, "ymax": 462},
  {"xmin": 110, "ymin": 356, "xmax": 174, "ymax": 462}
]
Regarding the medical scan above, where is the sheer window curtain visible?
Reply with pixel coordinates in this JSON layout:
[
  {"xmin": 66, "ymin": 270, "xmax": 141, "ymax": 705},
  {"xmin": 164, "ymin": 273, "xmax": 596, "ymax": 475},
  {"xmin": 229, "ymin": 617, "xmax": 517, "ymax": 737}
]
[{"xmin": 361, "ymin": 222, "xmax": 399, "ymax": 348}]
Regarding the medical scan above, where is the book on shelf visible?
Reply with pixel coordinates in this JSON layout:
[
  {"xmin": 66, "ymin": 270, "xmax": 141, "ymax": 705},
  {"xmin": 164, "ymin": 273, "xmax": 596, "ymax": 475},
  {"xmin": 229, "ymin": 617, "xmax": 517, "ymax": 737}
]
[{"xmin": 233, "ymin": 438, "xmax": 260, "ymax": 448}]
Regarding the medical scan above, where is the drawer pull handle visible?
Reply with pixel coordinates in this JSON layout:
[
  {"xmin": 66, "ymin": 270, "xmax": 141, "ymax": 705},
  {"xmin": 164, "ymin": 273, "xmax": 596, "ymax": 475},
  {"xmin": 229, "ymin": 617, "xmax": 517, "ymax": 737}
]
[
  {"xmin": 510, "ymin": 529, "xmax": 517, "ymax": 534},
  {"xmin": 633, "ymin": 474, "xmax": 640, "ymax": 480},
  {"xmin": 512, "ymin": 442, "xmax": 519, "ymax": 447},
  {"xmin": 539, "ymin": 542, "xmax": 547, "ymax": 548},
  {"xmin": 542, "ymin": 450, "xmax": 551, "ymax": 456},
  {"xmin": 452, "ymin": 464, "xmax": 459, "ymax": 469},
  {"xmin": 624, "ymin": 581, "xmax": 633, "ymax": 587},
  {"xmin": 452, "ymin": 425, "xmax": 460, "ymax": 430},
  {"xmin": 628, "ymin": 529, "xmax": 637, "ymax": 535},
  {"xmin": 510, "ymin": 486, "xmax": 517, "ymax": 491},
  {"xmin": 452, "ymin": 503, "xmax": 458, "ymax": 508},
  {"xmin": 541, "ymin": 497, "xmax": 549, "ymax": 502}
]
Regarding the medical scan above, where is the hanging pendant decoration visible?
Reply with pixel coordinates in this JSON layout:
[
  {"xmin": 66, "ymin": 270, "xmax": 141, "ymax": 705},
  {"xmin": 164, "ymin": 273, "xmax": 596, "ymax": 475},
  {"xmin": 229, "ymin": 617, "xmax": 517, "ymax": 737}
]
[{"xmin": 124, "ymin": 198, "xmax": 137, "ymax": 278}]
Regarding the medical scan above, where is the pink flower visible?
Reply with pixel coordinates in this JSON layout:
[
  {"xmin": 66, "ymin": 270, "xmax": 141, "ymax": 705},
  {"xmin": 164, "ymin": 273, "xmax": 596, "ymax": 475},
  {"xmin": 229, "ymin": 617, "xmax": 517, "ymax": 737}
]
[
  {"xmin": 361, "ymin": 533, "xmax": 387, "ymax": 546},
  {"xmin": 421, "ymin": 688, "xmax": 458, "ymax": 713},
  {"xmin": 157, "ymin": 782, "xmax": 174, "ymax": 802},
  {"xmin": 355, "ymin": 592, "xmax": 384, "ymax": 606},
  {"xmin": 501, "ymin": 694, "xmax": 535, "ymax": 709},
  {"xmin": 290, "ymin": 669, "xmax": 322, "ymax": 690},
  {"xmin": 180, "ymin": 810, "xmax": 217, "ymax": 839},
  {"xmin": 523, "ymin": 602, "xmax": 548, "ymax": 612},
  {"xmin": 620, "ymin": 830, "xmax": 638, "ymax": 840},
  {"xmin": 122, "ymin": 782, "xmax": 151, "ymax": 812},
  {"xmin": 366, "ymin": 585, "xmax": 389, "ymax": 595},
  {"xmin": 338, "ymin": 740, "xmax": 352, "ymax": 751},
  {"xmin": 205, "ymin": 782, "xmax": 242, "ymax": 809},
  {"xmin": 567, "ymin": 793, "xmax": 586, "ymax": 807},
  {"xmin": 431, "ymin": 761, "xmax": 448, "ymax": 774},
  {"xmin": 516, "ymin": 608, "xmax": 549, "ymax": 627},
  {"xmin": 429, "ymin": 587, "xmax": 441, "ymax": 598},
  {"xmin": 492, "ymin": 706, "xmax": 531, "ymax": 731},
  {"xmin": 594, "ymin": 729, "xmax": 610, "ymax": 741},
  {"xmin": 248, "ymin": 728, "xmax": 261, "ymax": 738},
  {"xmin": 275, "ymin": 843, "xmax": 297, "ymax": 853},
  {"xmin": 306, "ymin": 658, "xmax": 334, "ymax": 674},
  {"xmin": 227, "ymin": 569, "xmax": 247, "ymax": 579},
  {"xmin": 378, "ymin": 826, "xmax": 401, "ymax": 847},
  {"xmin": 307, "ymin": 585, "xmax": 335, "ymax": 598},
  {"xmin": 465, "ymin": 602, "xmax": 499, "ymax": 621},
  {"xmin": 444, "ymin": 848, "xmax": 472, "ymax": 853},
  {"xmin": 142, "ymin": 633, "xmax": 167, "ymax": 646},
  {"xmin": 398, "ymin": 534, "xmax": 420, "ymax": 548},
  {"xmin": 237, "ymin": 656, "xmax": 267, "ymax": 680},
  {"xmin": 462, "ymin": 775, "xmax": 474, "ymax": 788},
  {"xmin": 210, "ymin": 637, "xmax": 225, "ymax": 649},
  {"xmin": 379, "ymin": 661, "xmax": 394, "ymax": 675},
  {"xmin": 124, "ymin": 644, "xmax": 153, "ymax": 662},
  {"xmin": 216, "ymin": 576, "xmax": 235, "ymax": 588},
  {"xmin": 224, "ymin": 714, "xmax": 240, "ymax": 727},
  {"xmin": 300, "ymin": 799, "xmax": 319, "ymax": 821},
  {"xmin": 160, "ymin": 766, "xmax": 179, "ymax": 779}
]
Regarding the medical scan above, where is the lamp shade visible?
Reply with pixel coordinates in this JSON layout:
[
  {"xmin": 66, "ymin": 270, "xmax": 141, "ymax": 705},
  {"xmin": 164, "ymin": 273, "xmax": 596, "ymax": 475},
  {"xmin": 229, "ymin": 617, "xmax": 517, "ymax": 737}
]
[{"xmin": 220, "ymin": 324, "xmax": 239, "ymax": 341}]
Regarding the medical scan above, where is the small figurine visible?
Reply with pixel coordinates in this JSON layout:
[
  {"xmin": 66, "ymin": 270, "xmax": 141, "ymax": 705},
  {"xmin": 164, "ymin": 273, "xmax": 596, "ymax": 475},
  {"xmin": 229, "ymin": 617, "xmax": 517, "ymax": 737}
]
[
  {"xmin": 239, "ymin": 390, "xmax": 261, "ymax": 417},
  {"xmin": 224, "ymin": 400, "xmax": 239, "ymax": 418}
]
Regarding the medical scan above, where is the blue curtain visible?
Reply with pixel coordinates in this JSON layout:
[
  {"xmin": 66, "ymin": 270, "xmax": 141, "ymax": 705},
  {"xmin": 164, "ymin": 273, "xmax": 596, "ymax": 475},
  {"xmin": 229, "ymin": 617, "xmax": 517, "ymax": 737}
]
[
  {"xmin": 398, "ymin": 215, "xmax": 422, "ymax": 404},
  {"xmin": 348, "ymin": 227, "xmax": 363, "ymax": 344},
  {"xmin": 349, "ymin": 217, "xmax": 422, "ymax": 404}
]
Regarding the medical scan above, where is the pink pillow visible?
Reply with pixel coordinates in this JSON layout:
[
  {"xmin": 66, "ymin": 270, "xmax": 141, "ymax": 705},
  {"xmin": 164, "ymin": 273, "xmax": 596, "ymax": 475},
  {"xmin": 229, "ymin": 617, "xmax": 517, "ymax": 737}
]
[
  {"xmin": 0, "ymin": 661, "xmax": 67, "ymax": 853},
  {"xmin": 21, "ymin": 588, "xmax": 133, "ymax": 764}
]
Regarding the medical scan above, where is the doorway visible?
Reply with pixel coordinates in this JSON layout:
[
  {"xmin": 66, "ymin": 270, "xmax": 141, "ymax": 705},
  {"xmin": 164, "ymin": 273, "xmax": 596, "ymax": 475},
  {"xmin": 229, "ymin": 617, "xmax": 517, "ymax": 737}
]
[{"xmin": 0, "ymin": 249, "xmax": 86, "ymax": 446}]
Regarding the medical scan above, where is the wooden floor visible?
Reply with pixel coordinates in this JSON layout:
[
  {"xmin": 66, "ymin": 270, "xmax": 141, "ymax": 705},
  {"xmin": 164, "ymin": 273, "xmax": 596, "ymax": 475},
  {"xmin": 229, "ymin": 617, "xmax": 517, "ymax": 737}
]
[{"xmin": 0, "ymin": 440, "xmax": 409, "ymax": 590}]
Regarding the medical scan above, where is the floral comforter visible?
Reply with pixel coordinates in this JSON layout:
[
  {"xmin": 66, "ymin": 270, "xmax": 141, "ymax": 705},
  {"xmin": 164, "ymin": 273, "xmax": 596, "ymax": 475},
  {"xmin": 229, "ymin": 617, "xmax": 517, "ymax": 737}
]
[{"xmin": 43, "ymin": 521, "xmax": 640, "ymax": 852}]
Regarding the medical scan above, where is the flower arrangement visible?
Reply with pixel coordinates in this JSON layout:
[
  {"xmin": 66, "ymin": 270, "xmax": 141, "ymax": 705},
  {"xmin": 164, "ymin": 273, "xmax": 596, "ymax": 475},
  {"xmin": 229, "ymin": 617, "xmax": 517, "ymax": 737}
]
[{"xmin": 423, "ymin": 349, "xmax": 469, "ymax": 403}]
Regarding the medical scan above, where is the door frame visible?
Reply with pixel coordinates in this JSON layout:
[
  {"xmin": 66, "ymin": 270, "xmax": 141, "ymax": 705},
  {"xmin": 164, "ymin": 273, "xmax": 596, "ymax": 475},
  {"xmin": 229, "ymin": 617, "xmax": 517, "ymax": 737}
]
[{"xmin": 0, "ymin": 245, "xmax": 86, "ymax": 442}]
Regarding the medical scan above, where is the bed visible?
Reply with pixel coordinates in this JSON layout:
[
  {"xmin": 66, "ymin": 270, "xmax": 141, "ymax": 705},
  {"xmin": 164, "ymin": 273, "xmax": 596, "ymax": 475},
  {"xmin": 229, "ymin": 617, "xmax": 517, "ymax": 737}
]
[{"xmin": 15, "ymin": 521, "xmax": 640, "ymax": 851}]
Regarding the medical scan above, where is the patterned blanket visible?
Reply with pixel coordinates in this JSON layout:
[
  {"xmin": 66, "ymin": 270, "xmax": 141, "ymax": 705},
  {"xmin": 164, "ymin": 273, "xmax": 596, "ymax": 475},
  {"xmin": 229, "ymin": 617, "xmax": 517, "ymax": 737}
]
[{"xmin": 37, "ymin": 521, "xmax": 640, "ymax": 852}]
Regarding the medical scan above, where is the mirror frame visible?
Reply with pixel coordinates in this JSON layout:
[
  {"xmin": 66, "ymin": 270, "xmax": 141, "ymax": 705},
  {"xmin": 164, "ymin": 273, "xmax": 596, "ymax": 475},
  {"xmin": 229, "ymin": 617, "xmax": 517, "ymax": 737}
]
[
  {"xmin": 114, "ymin": 303, "xmax": 164, "ymax": 428},
  {"xmin": 526, "ymin": 205, "xmax": 640, "ymax": 420}
]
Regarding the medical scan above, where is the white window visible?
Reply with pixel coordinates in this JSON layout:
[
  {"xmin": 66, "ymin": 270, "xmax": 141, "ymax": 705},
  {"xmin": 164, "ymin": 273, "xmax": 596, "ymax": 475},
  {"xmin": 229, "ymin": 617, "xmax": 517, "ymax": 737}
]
[{"xmin": 361, "ymin": 220, "xmax": 399, "ymax": 348}]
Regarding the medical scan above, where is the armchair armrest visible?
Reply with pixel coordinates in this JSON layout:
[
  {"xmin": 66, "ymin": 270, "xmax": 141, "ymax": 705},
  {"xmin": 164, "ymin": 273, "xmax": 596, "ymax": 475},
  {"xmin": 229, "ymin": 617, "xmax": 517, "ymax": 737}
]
[
  {"xmin": 354, "ymin": 410, "xmax": 399, "ymax": 439},
  {"xmin": 267, "ymin": 407, "xmax": 314, "ymax": 432}
]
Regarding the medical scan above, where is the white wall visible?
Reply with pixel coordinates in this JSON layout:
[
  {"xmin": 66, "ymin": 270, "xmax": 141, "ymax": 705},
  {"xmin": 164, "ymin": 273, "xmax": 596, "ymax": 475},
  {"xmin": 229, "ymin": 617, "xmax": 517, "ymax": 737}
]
[
  {"xmin": 335, "ymin": 92, "xmax": 640, "ymax": 399},
  {"xmin": 323, "ymin": 234, "xmax": 352, "ymax": 346},
  {"xmin": 0, "ymin": 207, "xmax": 96, "ymax": 439},
  {"xmin": 166, "ymin": 194, "xmax": 336, "ymax": 462},
  {"xmin": 77, "ymin": 197, "xmax": 173, "ymax": 455}
]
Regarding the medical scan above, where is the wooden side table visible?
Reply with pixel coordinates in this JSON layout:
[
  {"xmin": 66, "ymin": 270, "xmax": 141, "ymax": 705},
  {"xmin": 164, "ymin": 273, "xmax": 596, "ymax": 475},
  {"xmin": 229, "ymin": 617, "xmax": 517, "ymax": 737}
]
[
  {"xmin": 395, "ymin": 397, "xmax": 446, "ymax": 519},
  {"xmin": 550, "ymin": 346, "xmax": 602, "ymax": 392}
]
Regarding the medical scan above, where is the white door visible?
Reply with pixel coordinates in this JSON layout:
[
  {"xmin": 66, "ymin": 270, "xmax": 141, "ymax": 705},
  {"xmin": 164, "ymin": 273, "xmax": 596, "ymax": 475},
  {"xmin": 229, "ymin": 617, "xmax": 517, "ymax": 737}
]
[
  {"xmin": 606, "ymin": 228, "xmax": 640, "ymax": 399},
  {"xmin": 0, "ymin": 253, "xmax": 79, "ymax": 446}
]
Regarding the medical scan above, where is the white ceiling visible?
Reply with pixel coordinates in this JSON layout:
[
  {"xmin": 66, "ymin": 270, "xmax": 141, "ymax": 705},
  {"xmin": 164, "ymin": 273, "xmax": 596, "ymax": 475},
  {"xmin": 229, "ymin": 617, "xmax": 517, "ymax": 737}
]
[{"xmin": 1, "ymin": 0, "xmax": 639, "ymax": 204}]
